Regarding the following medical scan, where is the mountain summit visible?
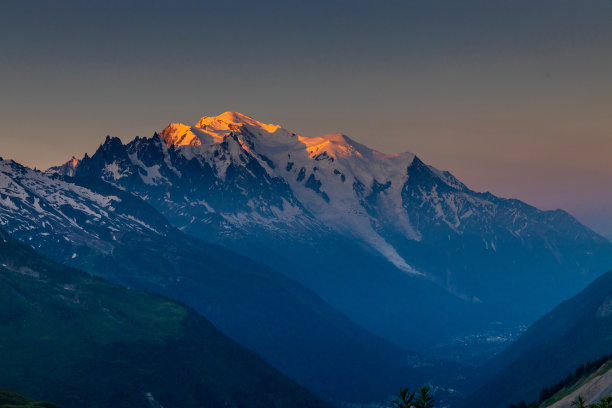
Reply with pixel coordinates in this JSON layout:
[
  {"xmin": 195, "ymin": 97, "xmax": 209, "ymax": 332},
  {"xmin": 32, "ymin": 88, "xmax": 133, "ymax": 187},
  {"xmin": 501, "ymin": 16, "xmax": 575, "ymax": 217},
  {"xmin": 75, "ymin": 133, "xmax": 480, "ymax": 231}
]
[
  {"xmin": 160, "ymin": 112, "xmax": 286, "ymax": 147},
  {"xmin": 46, "ymin": 156, "xmax": 81, "ymax": 177},
  {"xmin": 156, "ymin": 112, "xmax": 421, "ymax": 273},
  {"xmin": 162, "ymin": 111, "xmax": 411, "ymax": 160},
  {"xmin": 49, "ymin": 111, "xmax": 612, "ymax": 351}
]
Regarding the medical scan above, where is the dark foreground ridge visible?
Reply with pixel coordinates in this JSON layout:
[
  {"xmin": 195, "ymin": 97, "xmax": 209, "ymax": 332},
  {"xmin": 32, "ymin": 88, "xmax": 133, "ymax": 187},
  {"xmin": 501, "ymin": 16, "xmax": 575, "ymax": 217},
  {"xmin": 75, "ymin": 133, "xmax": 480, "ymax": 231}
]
[
  {"xmin": 0, "ymin": 228, "xmax": 333, "ymax": 408},
  {"xmin": 0, "ymin": 388, "xmax": 60, "ymax": 408}
]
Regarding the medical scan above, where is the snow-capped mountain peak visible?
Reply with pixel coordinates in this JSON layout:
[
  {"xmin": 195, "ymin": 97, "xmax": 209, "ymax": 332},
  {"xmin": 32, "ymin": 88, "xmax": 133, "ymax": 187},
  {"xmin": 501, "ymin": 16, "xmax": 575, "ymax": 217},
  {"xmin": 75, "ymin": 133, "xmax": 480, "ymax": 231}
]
[
  {"xmin": 45, "ymin": 156, "xmax": 82, "ymax": 177},
  {"xmin": 48, "ymin": 111, "xmax": 493, "ymax": 278},
  {"xmin": 159, "ymin": 112, "xmax": 414, "ymax": 174},
  {"xmin": 45, "ymin": 111, "xmax": 612, "ymax": 311},
  {"xmin": 299, "ymin": 133, "xmax": 366, "ymax": 160},
  {"xmin": 160, "ymin": 122, "xmax": 207, "ymax": 147},
  {"xmin": 196, "ymin": 111, "xmax": 282, "ymax": 134},
  {"xmin": 67, "ymin": 156, "xmax": 80, "ymax": 167},
  {"xmin": 161, "ymin": 111, "xmax": 289, "ymax": 149}
]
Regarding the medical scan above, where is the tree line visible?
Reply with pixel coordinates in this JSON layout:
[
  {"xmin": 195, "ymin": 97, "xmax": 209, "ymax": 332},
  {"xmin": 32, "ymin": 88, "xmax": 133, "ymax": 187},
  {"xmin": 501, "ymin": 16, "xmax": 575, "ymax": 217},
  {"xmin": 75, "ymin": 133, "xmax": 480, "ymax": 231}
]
[
  {"xmin": 509, "ymin": 354, "xmax": 612, "ymax": 408},
  {"xmin": 396, "ymin": 354, "xmax": 612, "ymax": 408},
  {"xmin": 539, "ymin": 354, "xmax": 612, "ymax": 402}
]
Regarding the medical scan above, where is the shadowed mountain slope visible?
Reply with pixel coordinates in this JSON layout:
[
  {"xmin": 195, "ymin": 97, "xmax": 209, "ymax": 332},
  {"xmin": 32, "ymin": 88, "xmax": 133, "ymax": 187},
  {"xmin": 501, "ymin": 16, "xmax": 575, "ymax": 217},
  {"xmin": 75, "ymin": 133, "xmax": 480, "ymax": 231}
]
[
  {"xmin": 0, "ymin": 228, "xmax": 333, "ymax": 408},
  {"xmin": 463, "ymin": 270, "xmax": 612, "ymax": 408}
]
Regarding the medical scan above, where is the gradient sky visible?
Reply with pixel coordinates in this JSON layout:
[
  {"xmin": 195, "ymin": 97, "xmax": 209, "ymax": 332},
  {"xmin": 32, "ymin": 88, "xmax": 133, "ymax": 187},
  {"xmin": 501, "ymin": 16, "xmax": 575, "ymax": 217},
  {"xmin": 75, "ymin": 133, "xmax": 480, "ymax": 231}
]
[{"xmin": 1, "ymin": 0, "xmax": 612, "ymax": 237}]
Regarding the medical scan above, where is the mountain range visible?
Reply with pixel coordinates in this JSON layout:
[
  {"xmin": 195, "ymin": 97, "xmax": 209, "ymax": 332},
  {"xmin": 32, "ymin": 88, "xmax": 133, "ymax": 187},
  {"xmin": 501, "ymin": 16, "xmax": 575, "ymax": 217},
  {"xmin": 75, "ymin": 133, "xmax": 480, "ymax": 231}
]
[
  {"xmin": 49, "ymin": 111, "xmax": 612, "ymax": 350},
  {"xmin": 3, "ymin": 111, "xmax": 612, "ymax": 406}
]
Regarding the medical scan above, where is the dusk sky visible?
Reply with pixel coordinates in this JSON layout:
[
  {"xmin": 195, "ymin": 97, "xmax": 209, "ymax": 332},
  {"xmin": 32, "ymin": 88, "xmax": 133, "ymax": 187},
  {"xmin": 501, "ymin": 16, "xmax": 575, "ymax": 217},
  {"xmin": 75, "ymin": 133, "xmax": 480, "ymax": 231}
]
[{"xmin": 2, "ymin": 0, "xmax": 612, "ymax": 237}]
